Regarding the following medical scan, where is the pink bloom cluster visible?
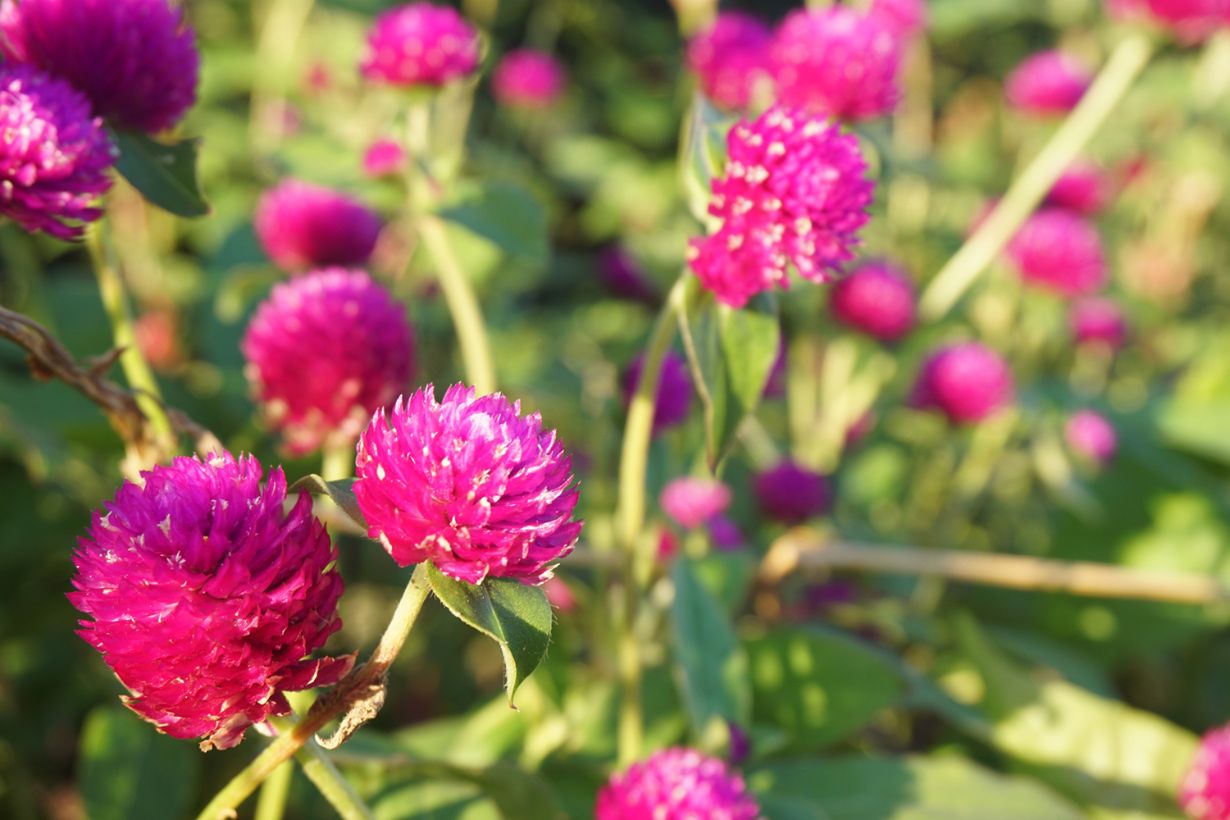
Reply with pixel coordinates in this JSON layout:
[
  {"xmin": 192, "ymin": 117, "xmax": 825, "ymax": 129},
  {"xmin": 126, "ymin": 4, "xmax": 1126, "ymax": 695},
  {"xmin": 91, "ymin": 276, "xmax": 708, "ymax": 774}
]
[
  {"xmin": 1071, "ymin": 298, "xmax": 1129, "ymax": 348},
  {"xmin": 871, "ymin": 0, "xmax": 929, "ymax": 40},
  {"xmin": 1181, "ymin": 723, "xmax": 1230, "ymax": 820},
  {"xmin": 912, "ymin": 342, "xmax": 1014, "ymax": 424},
  {"xmin": 360, "ymin": 3, "xmax": 480, "ymax": 87},
  {"xmin": 623, "ymin": 351, "xmax": 694, "ymax": 433},
  {"xmin": 754, "ymin": 460, "xmax": 832, "ymax": 524},
  {"xmin": 242, "ymin": 268, "xmax": 414, "ymax": 455},
  {"xmin": 660, "ymin": 477, "xmax": 732, "ymax": 530},
  {"xmin": 1047, "ymin": 162, "xmax": 1112, "ymax": 215},
  {"xmin": 829, "ymin": 261, "xmax": 918, "ymax": 342},
  {"xmin": 492, "ymin": 49, "xmax": 565, "ymax": 109},
  {"xmin": 0, "ymin": 63, "xmax": 114, "ymax": 240},
  {"xmin": 363, "ymin": 138, "xmax": 408, "ymax": 178},
  {"xmin": 1005, "ymin": 51, "xmax": 1091, "ymax": 116},
  {"xmin": 1065, "ymin": 410, "xmax": 1118, "ymax": 465},
  {"xmin": 70, "ymin": 453, "xmax": 349, "ymax": 750},
  {"xmin": 355, "ymin": 384, "xmax": 582, "ymax": 585},
  {"xmin": 255, "ymin": 180, "xmax": 382, "ymax": 272},
  {"xmin": 688, "ymin": 106, "xmax": 874, "ymax": 308},
  {"xmin": 1141, "ymin": 0, "xmax": 1230, "ymax": 42},
  {"xmin": 596, "ymin": 747, "xmax": 760, "ymax": 820},
  {"xmin": 1007, "ymin": 208, "xmax": 1107, "ymax": 297},
  {"xmin": 686, "ymin": 12, "xmax": 773, "ymax": 111}
]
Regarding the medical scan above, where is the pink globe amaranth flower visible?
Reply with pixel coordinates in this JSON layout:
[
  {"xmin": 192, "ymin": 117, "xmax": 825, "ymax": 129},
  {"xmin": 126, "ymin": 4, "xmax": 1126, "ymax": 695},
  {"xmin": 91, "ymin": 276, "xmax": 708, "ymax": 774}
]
[
  {"xmin": 770, "ymin": 6, "xmax": 902, "ymax": 121},
  {"xmin": 708, "ymin": 514, "xmax": 746, "ymax": 551},
  {"xmin": 1181, "ymin": 724, "xmax": 1230, "ymax": 819},
  {"xmin": 1, "ymin": 0, "xmax": 198, "ymax": 134},
  {"xmin": 829, "ymin": 261, "xmax": 917, "ymax": 342},
  {"xmin": 871, "ymin": 0, "xmax": 929, "ymax": 40},
  {"xmin": 543, "ymin": 576, "xmax": 577, "ymax": 613},
  {"xmin": 622, "ymin": 351, "xmax": 694, "ymax": 433},
  {"xmin": 1065, "ymin": 410, "xmax": 1118, "ymax": 465},
  {"xmin": 255, "ymin": 180, "xmax": 382, "ymax": 272},
  {"xmin": 686, "ymin": 12, "xmax": 773, "ymax": 111},
  {"xmin": 242, "ymin": 268, "xmax": 415, "ymax": 455},
  {"xmin": 1047, "ymin": 162, "xmax": 1112, "ymax": 215},
  {"xmin": 1004, "ymin": 51, "xmax": 1092, "ymax": 116},
  {"xmin": 354, "ymin": 383, "xmax": 582, "ymax": 585},
  {"xmin": 911, "ymin": 342, "xmax": 1014, "ymax": 424},
  {"xmin": 658, "ymin": 526, "xmax": 681, "ymax": 561},
  {"xmin": 1007, "ymin": 208, "xmax": 1107, "ymax": 298},
  {"xmin": 660, "ymin": 477, "xmax": 732, "ymax": 530},
  {"xmin": 0, "ymin": 63, "xmax": 114, "ymax": 240},
  {"xmin": 70, "ymin": 452, "xmax": 350, "ymax": 751},
  {"xmin": 596, "ymin": 747, "xmax": 760, "ymax": 820},
  {"xmin": 134, "ymin": 308, "xmax": 182, "ymax": 371},
  {"xmin": 1070, "ymin": 297, "xmax": 1128, "ymax": 348},
  {"xmin": 492, "ymin": 49, "xmax": 565, "ymax": 109},
  {"xmin": 687, "ymin": 106, "xmax": 875, "ymax": 308},
  {"xmin": 754, "ymin": 460, "xmax": 832, "ymax": 525},
  {"xmin": 1143, "ymin": 0, "xmax": 1230, "ymax": 42},
  {"xmin": 362, "ymin": 138, "xmax": 407, "ymax": 178},
  {"xmin": 360, "ymin": 3, "xmax": 480, "ymax": 88}
]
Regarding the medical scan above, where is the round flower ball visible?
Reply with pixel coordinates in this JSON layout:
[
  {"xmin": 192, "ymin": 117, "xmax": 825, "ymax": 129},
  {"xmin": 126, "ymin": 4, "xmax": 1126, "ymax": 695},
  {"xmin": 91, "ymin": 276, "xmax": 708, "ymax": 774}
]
[
  {"xmin": 871, "ymin": 0, "xmax": 929, "ymax": 40},
  {"xmin": 829, "ymin": 261, "xmax": 918, "ymax": 342},
  {"xmin": 492, "ymin": 49, "xmax": 565, "ymax": 109},
  {"xmin": 622, "ymin": 351, "xmax": 694, "ymax": 433},
  {"xmin": 770, "ymin": 6, "xmax": 902, "ymax": 121},
  {"xmin": 686, "ymin": 12, "xmax": 773, "ymax": 111},
  {"xmin": 70, "ymin": 452, "xmax": 349, "ymax": 750},
  {"xmin": 1, "ymin": 0, "xmax": 199, "ymax": 134},
  {"xmin": 596, "ymin": 747, "xmax": 760, "ymax": 820},
  {"xmin": 754, "ymin": 460, "xmax": 832, "ymax": 524},
  {"xmin": 1070, "ymin": 298, "xmax": 1128, "ymax": 349},
  {"xmin": 911, "ymin": 342, "xmax": 1014, "ymax": 425},
  {"xmin": 255, "ymin": 180, "xmax": 382, "ymax": 272},
  {"xmin": 1142, "ymin": 0, "xmax": 1230, "ymax": 42},
  {"xmin": 0, "ymin": 63, "xmax": 114, "ymax": 240},
  {"xmin": 1006, "ymin": 208, "xmax": 1107, "ymax": 298},
  {"xmin": 1065, "ymin": 410, "xmax": 1118, "ymax": 466},
  {"xmin": 688, "ymin": 106, "xmax": 875, "ymax": 308},
  {"xmin": 354, "ymin": 383, "xmax": 583, "ymax": 585},
  {"xmin": 362, "ymin": 138, "xmax": 407, "ymax": 178},
  {"xmin": 242, "ymin": 268, "xmax": 415, "ymax": 455},
  {"xmin": 360, "ymin": 3, "xmax": 480, "ymax": 88},
  {"xmin": 1181, "ymin": 723, "xmax": 1230, "ymax": 819},
  {"xmin": 660, "ymin": 477, "xmax": 732, "ymax": 530},
  {"xmin": 1047, "ymin": 162, "xmax": 1112, "ymax": 215},
  {"xmin": 1005, "ymin": 51, "xmax": 1092, "ymax": 116}
]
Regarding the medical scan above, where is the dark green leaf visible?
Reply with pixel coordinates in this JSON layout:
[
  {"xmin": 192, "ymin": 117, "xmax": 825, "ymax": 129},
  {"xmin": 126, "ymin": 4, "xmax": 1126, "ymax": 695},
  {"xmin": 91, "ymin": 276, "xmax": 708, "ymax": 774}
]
[
  {"xmin": 79, "ymin": 707, "xmax": 200, "ymax": 820},
  {"xmin": 290, "ymin": 475, "xmax": 367, "ymax": 529},
  {"xmin": 718, "ymin": 295, "xmax": 780, "ymax": 424},
  {"xmin": 112, "ymin": 130, "xmax": 209, "ymax": 218},
  {"xmin": 426, "ymin": 564, "xmax": 553, "ymax": 706},
  {"xmin": 437, "ymin": 181, "xmax": 548, "ymax": 264}
]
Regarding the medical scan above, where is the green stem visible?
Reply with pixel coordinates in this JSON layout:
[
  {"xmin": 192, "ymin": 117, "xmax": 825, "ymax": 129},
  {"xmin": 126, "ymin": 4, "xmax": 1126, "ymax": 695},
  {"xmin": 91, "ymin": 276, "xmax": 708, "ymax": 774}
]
[
  {"xmin": 919, "ymin": 32, "xmax": 1154, "ymax": 319},
  {"xmin": 253, "ymin": 760, "xmax": 293, "ymax": 820},
  {"xmin": 295, "ymin": 738, "xmax": 374, "ymax": 820},
  {"xmin": 249, "ymin": 0, "xmax": 317, "ymax": 155}
]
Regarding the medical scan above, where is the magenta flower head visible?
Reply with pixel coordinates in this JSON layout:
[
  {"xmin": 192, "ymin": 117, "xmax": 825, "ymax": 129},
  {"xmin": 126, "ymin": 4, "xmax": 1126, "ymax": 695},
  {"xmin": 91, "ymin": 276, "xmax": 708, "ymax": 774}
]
[
  {"xmin": 688, "ymin": 106, "xmax": 875, "ymax": 308},
  {"xmin": 1070, "ymin": 297, "xmax": 1128, "ymax": 349},
  {"xmin": 708, "ymin": 514, "xmax": 746, "ymax": 550},
  {"xmin": 911, "ymin": 342, "xmax": 1014, "ymax": 425},
  {"xmin": 1, "ymin": 0, "xmax": 199, "ymax": 134},
  {"xmin": 660, "ymin": 477, "xmax": 732, "ymax": 530},
  {"xmin": 362, "ymin": 138, "xmax": 407, "ymax": 178},
  {"xmin": 1005, "ymin": 51, "xmax": 1092, "ymax": 116},
  {"xmin": 1141, "ymin": 0, "xmax": 1230, "ymax": 42},
  {"xmin": 686, "ymin": 12, "xmax": 773, "ymax": 111},
  {"xmin": 255, "ymin": 180, "xmax": 382, "ymax": 272},
  {"xmin": 596, "ymin": 747, "xmax": 760, "ymax": 820},
  {"xmin": 622, "ymin": 351, "xmax": 694, "ymax": 433},
  {"xmin": 871, "ymin": 0, "xmax": 929, "ymax": 40},
  {"xmin": 1047, "ymin": 162, "xmax": 1112, "ymax": 215},
  {"xmin": 70, "ymin": 452, "xmax": 349, "ymax": 750},
  {"xmin": 754, "ymin": 460, "xmax": 832, "ymax": 525},
  {"xmin": 829, "ymin": 261, "xmax": 917, "ymax": 342},
  {"xmin": 770, "ymin": 6, "xmax": 902, "ymax": 121},
  {"xmin": 354, "ymin": 383, "xmax": 582, "ymax": 585},
  {"xmin": 1006, "ymin": 208, "xmax": 1106, "ymax": 298},
  {"xmin": 1065, "ymin": 410, "xmax": 1118, "ymax": 466},
  {"xmin": 0, "ymin": 63, "xmax": 114, "ymax": 240},
  {"xmin": 492, "ymin": 49, "xmax": 564, "ymax": 109},
  {"xmin": 1181, "ymin": 723, "xmax": 1230, "ymax": 819},
  {"xmin": 360, "ymin": 3, "xmax": 480, "ymax": 88},
  {"xmin": 242, "ymin": 268, "xmax": 414, "ymax": 455}
]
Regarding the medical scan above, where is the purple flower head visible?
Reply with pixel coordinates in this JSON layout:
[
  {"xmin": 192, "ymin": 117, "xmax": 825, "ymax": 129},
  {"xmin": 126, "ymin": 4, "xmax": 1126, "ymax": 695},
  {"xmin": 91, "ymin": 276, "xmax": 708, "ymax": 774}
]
[
  {"xmin": 362, "ymin": 138, "xmax": 407, "ymax": 178},
  {"xmin": 686, "ymin": 12, "xmax": 773, "ymax": 111},
  {"xmin": 0, "ymin": 63, "xmax": 114, "ymax": 240},
  {"xmin": 770, "ymin": 6, "xmax": 902, "ymax": 121},
  {"xmin": 1181, "ymin": 723, "xmax": 1230, "ymax": 819},
  {"xmin": 871, "ymin": 0, "xmax": 929, "ymax": 40},
  {"xmin": 660, "ymin": 477, "xmax": 732, "ymax": 530},
  {"xmin": 829, "ymin": 261, "xmax": 917, "ymax": 342},
  {"xmin": 688, "ymin": 106, "xmax": 875, "ymax": 308},
  {"xmin": 1142, "ymin": 0, "xmax": 1230, "ymax": 42},
  {"xmin": 754, "ymin": 460, "xmax": 832, "ymax": 524},
  {"xmin": 707, "ymin": 514, "xmax": 746, "ymax": 551},
  {"xmin": 492, "ymin": 49, "xmax": 565, "ymax": 109},
  {"xmin": 1070, "ymin": 298, "xmax": 1128, "ymax": 349},
  {"xmin": 1047, "ymin": 162, "xmax": 1112, "ymax": 215},
  {"xmin": 1065, "ymin": 410, "xmax": 1118, "ymax": 466},
  {"xmin": 596, "ymin": 747, "xmax": 760, "ymax": 820},
  {"xmin": 242, "ymin": 268, "xmax": 415, "ymax": 455},
  {"xmin": 1005, "ymin": 50, "xmax": 1092, "ymax": 116},
  {"xmin": 360, "ymin": 3, "xmax": 480, "ymax": 88},
  {"xmin": 1, "ymin": 0, "xmax": 199, "ymax": 134},
  {"xmin": 354, "ymin": 383, "xmax": 583, "ymax": 585},
  {"xmin": 1007, "ymin": 208, "xmax": 1107, "ymax": 298},
  {"xmin": 255, "ymin": 180, "xmax": 382, "ymax": 272},
  {"xmin": 911, "ymin": 342, "xmax": 1014, "ymax": 425},
  {"xmin": 70, "ymin": 452, "xmax": 350, "ymax": 750},
  {"xmin": 599, "ymin": 247, "xmax": 659, "ymax": 304},
  {"xmin": 622, "ymin": 351, "xmax": 694, "ymax": 433}
]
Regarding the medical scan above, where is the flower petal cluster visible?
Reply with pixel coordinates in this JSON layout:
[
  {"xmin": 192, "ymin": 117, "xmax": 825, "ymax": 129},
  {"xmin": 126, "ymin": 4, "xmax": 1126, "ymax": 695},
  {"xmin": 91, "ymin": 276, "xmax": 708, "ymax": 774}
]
[
  {"xmin": 829, "ymin": 261, "xmax": 917, "ymax": 342},
  {"xmin": 688, "ymin": 106, "xmax": 874, "ymax": 308},
  {"xmin": 1142, "ymin": 0, "xmax": 1230, "ymax": 42},
  {"xmin": 255, "ymin": 180, "xmax": 382, "ymax": 272},
  {"xmin": 686, "ymin": 12, "xmax": 773, "ymax": 111},
  {"xmin": 1047, "ymin": 162, "xmax": 1112, "ymax": 215},
  {"xmin": 911, "ymin": 342, "xmax": 1014, "ymax": 424},
  {"xmin": 1004, "ymin": 51, "xmax": 1091, "ymax": 116},
  {"xmin": 660, "ymin": 477, "xmax": 732, "ymax": 530},
  {"xmin": 871, "ymin": 0, "xmax": 929, "ymax": 40},
  {"xmin": 1065, "ymin": 410, "xmax": 1118, "ymax": 465},
  {"xmin": 360, "ymin": 3, "xmax": 480, "ymax": 87},
  {"xmin": 70, "ymin": 453, "xmax": 349, "ymax": 750},
  {"xmin": 362, "ymin": 138, "xmax": 407, "ymax": 178},
  {"xmin": 596, "ymin": 747, "xmax": 760, "ymax": 820},
  {"xmin": 0, "ymin": 63, "xmax": 114, "ymax": 240},
  {"xmin": 622, "ymin": 351, "xmax": 694, "ymax": 433},
  {"xmin": 492, "ymin": 49, "xmax": 565, "ymax": 109},
  {"xmin": 0, "ymin": 0, "xmax": 199, "ymax": 133},
  {"xmin": 1007, "ymin": 208, "xmax": 1107, "ymax": 297},
  {"xmin": 1181, "ymin": 723, "xmax": 1230, "ymax": 820},
  {"xmin": 1070, "ymin": 298, "xmax": 1128, "ymax": 348},
  {"xmin": 754, "ymin": 460, "xmax": 832, "ymax": 524},
  {"xmin": 355, "ymin": 384, "xmax": 582, "ymax": 585},
  {"xmin": 242, "ymin": 268, "xmax": 415, "ymax": 455}
]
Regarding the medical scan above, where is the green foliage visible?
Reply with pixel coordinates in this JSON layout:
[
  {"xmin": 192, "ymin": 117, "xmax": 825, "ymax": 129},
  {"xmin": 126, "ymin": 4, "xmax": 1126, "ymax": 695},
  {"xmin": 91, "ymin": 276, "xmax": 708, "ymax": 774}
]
[
  {"xmin": 112, "ymin": 131, "xmax": 209, "ymax": 217},
  {"xmin": 78, "ymin": 707, "xmax": 200, "ymax": 820}
]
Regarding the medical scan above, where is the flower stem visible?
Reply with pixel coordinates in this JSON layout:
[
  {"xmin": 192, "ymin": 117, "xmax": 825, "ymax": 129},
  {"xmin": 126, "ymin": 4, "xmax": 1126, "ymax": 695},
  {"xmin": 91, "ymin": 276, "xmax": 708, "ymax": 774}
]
[
  {"xmin": 294, "ymin": 738, "xmax": 374, "ymax": 820},
  {"xmin": 253, "ymin": 761, "xmax": 293, "ymax": 820},
  {"xmin": 919, "ymin": 31, "xmax": 1154, "ymax": 319}
]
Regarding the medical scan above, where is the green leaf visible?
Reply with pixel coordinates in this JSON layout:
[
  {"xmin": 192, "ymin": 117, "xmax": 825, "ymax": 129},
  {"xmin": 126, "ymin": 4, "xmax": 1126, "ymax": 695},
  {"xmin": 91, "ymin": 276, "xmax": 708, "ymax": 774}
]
[
  {"xmin": 670, "ymin": 558, "xmax": 751, "ymax": 734},
  {"xmin": 745, "ymin": 626, "xmax": 905, "ymax": 751},
  {"xmin": 437, "ymin": 180, "xmax": 548, "ymax": 264},
  {"xmin": 718, "ymin": 295, "xmax": 780, "ymax": 425},
  {"xmin": 79, "ymin": 707, "xmax": 200, "ymax": 820},
  {"xmin": 679, "ymin": 92, "xmax": 733, "ymax": 224},
  {"xmin": 426, "ymin": 564, "xmax": 553, "ymax": 706},
  {"xmin": 112, "ymin": 130, "xmax": 209, "ymax": 218},
  {"xmin": 290, "ymin": 475, "xmax": 367, "ymax": 529}
]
